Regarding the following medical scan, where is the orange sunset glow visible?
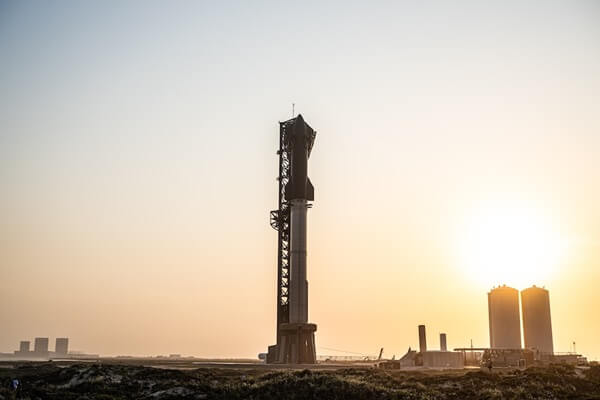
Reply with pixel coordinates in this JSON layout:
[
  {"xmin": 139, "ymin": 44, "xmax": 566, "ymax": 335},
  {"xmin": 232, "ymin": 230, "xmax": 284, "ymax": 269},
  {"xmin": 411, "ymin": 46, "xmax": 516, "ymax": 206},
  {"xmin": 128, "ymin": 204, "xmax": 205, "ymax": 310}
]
[{"xmin": 1, "ymin": 1, "xmax": 599, "ymax": 368}]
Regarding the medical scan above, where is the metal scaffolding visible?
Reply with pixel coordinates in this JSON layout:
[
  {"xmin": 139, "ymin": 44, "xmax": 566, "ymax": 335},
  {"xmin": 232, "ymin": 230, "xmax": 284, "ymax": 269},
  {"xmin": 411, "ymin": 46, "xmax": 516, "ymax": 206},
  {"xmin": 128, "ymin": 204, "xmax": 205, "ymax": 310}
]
[{"xmin": 270, "ymin": 119, "xmax": 293, "ymax": 347}]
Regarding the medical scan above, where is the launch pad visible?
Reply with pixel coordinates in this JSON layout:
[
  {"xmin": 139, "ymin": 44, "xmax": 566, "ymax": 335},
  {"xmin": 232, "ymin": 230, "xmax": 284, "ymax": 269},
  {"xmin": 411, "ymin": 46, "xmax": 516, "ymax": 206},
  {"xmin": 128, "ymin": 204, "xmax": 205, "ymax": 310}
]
[
  {"xmin": 267, "ymin": 115, "xmax": 318, "ymax": 364},
  {"xmin": 276, "ymin": 323, "xmax": 317, "ymax": 364}
]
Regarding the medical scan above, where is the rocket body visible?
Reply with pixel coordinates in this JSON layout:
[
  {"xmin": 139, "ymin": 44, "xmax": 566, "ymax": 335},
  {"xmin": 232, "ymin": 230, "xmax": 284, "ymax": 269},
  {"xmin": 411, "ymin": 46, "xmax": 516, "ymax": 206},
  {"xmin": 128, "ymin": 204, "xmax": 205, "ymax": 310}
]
[
  {"xmin": 285, "ymin": 115, "xmax": 315, "ymax": 324},
  {"xmin": 285, "ymin": 115, "xmax": 314, "ymax": 202},
  {"xmin": 289, "ymin": 199, "xmax": 308, "ymax": 323},
  {"xmin": 267, "ymin": 114, "xmax": 317, "ymax": 364}
]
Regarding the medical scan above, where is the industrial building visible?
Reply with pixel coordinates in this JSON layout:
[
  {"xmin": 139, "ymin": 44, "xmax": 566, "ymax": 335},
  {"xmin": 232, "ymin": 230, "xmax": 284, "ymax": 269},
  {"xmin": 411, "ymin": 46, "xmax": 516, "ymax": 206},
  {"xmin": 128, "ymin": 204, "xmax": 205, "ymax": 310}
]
[
  {"xmin": 55, "ymin": 338, "xmax": 69, "ymax": 356},
  {"xmin": 8, "ymin": 337, "xmax": 78, "ymax": 360},
  {"xmin": 488, "ymin": 285, "xmax": 521, "ymax": 349},
  {"xmin": 397, "ymin": 348, "xmax": 418, "ymax": 367},
  {"xmin": 422, "ymin": 351, "xmax": 464, "ymax": 368},
  {"xmin": 466, "ymin": 285, "xmax": 585, "ymax": 368},
  {"xmin": 3, "ymin": 337, "xmax": 101, "ymax": 361},
  {"xmin": 19, "ymin": 341, "xmax": 30, "ymax": 354},
  {"xmin": 401, "ymin": 325, "xmax": 463, "ymax": 368},
  {"xmin": 455, "ymin": 347, "xmax": 534, "ymax": 368},
  {"xmin": 521, "ymin": 285, "xmax": 554, "ymax": 354},
  {"xmin": 33, "ymin": 337, "xmax": 49, "ymax": 356}
]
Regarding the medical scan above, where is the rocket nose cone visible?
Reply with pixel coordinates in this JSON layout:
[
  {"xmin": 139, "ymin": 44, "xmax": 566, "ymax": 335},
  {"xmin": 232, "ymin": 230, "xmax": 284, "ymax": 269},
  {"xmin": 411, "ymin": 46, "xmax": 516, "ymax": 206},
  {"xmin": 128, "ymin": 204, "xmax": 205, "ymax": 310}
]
[
  {"xmin": 291, "ymin": 115, "xmax": 306, "ymax": 139},
  {"xmin": 293, "ymin": 114, "xmax": 314, "ymax": 136}
]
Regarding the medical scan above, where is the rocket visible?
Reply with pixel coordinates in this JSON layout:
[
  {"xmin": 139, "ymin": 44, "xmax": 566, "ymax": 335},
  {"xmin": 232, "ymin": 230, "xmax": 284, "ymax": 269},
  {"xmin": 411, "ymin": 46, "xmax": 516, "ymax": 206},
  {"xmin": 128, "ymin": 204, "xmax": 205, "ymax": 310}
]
[
  {"xmin": 267, "ymin": 113, "xmax": 318, "ymax": 364},
  {"xmin": 285, "ymin": 114, "xmax": 315, "ymax": 202},
  {"xmin": 285, "ymin": 115, "xmax": 315, "ymax": 324}
]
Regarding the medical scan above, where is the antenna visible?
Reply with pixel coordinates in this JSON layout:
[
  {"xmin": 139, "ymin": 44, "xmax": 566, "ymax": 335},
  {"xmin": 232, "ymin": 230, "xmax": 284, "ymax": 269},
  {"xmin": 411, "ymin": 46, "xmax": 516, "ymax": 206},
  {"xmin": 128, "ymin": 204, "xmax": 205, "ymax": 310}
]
[{"xmin": 292, "ymin": 103, "xmax": 295, "ymax": 118}]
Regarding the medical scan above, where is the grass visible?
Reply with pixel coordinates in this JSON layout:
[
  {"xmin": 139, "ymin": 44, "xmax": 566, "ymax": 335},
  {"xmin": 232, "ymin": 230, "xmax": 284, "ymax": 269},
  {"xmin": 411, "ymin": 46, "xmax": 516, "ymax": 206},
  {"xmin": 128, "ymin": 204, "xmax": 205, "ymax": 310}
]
[{"xmin": 0, "ymin": 362, "xmax": 599, "ymax": 399}]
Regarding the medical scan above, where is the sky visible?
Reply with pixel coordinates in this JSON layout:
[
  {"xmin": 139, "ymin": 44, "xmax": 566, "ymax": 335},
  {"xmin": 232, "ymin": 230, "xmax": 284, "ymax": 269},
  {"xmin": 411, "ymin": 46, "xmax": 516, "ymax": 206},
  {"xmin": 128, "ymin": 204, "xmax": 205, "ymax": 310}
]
[{"xmin": 1, "ymin": 1, "xmax": 599, "ymax": 360}]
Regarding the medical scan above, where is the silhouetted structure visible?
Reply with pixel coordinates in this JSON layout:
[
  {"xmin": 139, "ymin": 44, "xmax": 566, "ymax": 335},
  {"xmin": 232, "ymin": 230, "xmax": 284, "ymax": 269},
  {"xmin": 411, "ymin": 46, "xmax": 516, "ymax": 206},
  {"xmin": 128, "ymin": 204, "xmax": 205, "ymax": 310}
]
[
  {"xmin": 440, "ymin": 333, "xmax": 447, "ymax": 351},
  {"xmin": 488, "ymin": 285, "xmax": 521, "ymax": 349},
  {"xmin": 267, "ymin": 115, "xmax": 317, "ymax": 364},
  {"xmin": 398, "ymin": 348, "xmax": 418, "ymax": 367},
  {"xmin": 55, "ymin": 338, "xmax": 69, "ymax": 356},
  {"xmin": 521, "ymin": 285, "xmax": 554, "ymax": 354},
  {"xmin": 422, "ymin": 351, "xmax": 464, "ymax": 368},
  {"xmin": 34, "ymin": 337, "xmax": 49, "ymax": 356},
  {"xmin": 455, "ymin": 347, "xmax": 534, "ymax": 368},
  {"xmin": 414, "ymin": 326, "xmax": 463, "ymax": 367},
  {"xmin": 6, "ymin": 338, "xmax": 98, "ymax": 360},
  {"xmin": 482, "ymin": 348, "xmax": 533, "ymax": 368},
  {"xmin": 19, "ymin": 341, "xmax": 30, "ymax": 353},
  {"xmin": 418, "ymin": 325, "xmax": 427, "ymax": 353}
]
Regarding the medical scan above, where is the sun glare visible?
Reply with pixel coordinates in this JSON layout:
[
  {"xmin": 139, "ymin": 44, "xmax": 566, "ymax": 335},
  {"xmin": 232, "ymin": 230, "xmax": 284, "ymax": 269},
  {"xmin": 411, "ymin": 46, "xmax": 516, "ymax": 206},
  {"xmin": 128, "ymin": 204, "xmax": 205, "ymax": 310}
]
[{"xmin": 456, "ymin": 204, "xmax": 568, "ymax": 289}]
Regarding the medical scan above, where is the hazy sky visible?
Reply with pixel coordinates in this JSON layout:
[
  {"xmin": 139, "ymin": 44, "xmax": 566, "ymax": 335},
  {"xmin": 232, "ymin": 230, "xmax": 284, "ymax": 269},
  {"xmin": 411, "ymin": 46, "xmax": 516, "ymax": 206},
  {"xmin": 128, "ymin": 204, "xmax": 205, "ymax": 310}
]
[{"xmin": 1, "ymin": 1, "xmax": 599, "ymax": 360}]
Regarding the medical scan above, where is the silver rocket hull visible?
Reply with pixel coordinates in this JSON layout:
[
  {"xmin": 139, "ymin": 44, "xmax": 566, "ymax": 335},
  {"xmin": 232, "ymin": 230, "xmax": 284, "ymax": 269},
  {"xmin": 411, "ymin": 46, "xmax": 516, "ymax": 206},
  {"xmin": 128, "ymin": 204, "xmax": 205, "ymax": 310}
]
[
  {"xmin": 276, "ymin": 198, "xmax": 316, "ymax": 364},
  {"xmin": 289, "ymin": 199, "xmax": 309, "ymax": 324}
]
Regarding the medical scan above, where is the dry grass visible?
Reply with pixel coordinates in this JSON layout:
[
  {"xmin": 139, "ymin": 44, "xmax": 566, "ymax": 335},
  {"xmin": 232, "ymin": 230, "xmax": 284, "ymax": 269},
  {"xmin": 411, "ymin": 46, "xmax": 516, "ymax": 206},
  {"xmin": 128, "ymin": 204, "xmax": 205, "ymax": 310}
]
[{"xmin": 0, "ymin": 362, "xmax": 599, "ymax": 399}]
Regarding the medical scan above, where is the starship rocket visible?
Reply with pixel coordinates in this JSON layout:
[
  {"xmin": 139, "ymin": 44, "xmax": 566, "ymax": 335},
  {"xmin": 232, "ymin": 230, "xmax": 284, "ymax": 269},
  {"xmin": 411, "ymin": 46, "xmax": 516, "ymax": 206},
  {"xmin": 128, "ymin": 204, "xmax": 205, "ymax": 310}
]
[{"xmin": 285, "ymin": 114, "xmax": 315, "ymax": 324}]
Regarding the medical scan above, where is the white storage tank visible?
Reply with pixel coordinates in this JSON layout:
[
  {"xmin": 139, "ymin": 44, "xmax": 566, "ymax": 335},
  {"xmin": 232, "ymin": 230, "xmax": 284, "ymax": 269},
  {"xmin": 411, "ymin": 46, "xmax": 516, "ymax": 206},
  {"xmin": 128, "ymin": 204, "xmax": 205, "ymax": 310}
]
[{"xmin": 488, "ymin": 285, "xmax": 521, "ymax": 349}]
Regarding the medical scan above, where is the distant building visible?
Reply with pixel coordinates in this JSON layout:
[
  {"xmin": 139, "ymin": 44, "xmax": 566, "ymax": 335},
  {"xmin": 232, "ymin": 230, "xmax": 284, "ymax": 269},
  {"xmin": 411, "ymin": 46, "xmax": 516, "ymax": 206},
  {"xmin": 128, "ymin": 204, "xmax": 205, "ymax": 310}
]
[
  {"xmin": 488, "ymin": 285, "xmax": 521, "ymax": 349},
  {"xmin": 19, "ymin": 341, "xmax": 30, "ymax": 353},
  {"xmin": 482, "ymin": 348, "xmax": 534, "ymax": 368},
  {"xmin": 422, "ymin": 351, "xmax": 464, "ymax": 368},
  {"xmin": 14, "ymin": 341, "xmax": 31, "ymax": 358},
  {"xmin": 55, "ymin": 338, "xmax": 69, "ymax": 356},
  {"xmin": 521, "ymin": 286, "xmax": 554, "ymax": 354},
  {"xmin": 34, "ymin": 337, "xmax": 49, "ymax": 356},
  {"xmin": 398, "ymin": 347, "xmax": 418, "ymax": 367}
]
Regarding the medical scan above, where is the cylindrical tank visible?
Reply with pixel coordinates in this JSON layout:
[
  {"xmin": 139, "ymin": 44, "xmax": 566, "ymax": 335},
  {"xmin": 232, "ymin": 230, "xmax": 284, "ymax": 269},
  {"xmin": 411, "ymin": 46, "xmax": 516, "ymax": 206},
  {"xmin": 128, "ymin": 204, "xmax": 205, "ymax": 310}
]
[
  {"xmin": 418, "ymin": 325, "xmax": 427, "ymax": 353},
  {"xmin": 521, "ymin": 285, "xmax": 554, "ymax": 354},
  {"xmin": 488, "ymin": 285, "xmax": 521, "ymax": 349},
  {"xmin": 440, "ymin": 333, "xmax": 447, "ymax": 351}
]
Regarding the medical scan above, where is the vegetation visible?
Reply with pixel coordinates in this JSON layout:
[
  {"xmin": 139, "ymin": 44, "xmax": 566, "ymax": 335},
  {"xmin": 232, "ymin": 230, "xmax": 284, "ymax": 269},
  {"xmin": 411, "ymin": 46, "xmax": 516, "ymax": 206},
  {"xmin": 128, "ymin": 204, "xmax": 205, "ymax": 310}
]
[{"xmin": 1, "ymin": 362, "xmax": 599, "ymax": 399}]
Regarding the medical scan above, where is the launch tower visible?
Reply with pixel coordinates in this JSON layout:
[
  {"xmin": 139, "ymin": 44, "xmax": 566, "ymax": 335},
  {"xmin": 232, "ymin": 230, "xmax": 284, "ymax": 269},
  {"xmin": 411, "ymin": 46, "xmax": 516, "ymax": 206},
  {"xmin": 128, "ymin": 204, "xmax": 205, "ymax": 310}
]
[{"xmin": 266, "ymin": 115, "xmax": 317, "ymax": 364}]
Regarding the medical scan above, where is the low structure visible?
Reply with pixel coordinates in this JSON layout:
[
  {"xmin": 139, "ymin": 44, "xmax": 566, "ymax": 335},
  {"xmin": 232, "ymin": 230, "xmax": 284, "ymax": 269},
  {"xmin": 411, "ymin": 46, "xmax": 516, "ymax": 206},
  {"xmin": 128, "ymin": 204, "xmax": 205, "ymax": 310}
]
[
  {"xmin": 482, "ymin": 348, "xmax": 534, "ymax": 368},
  {"xmin": 547, "ymin": 353, "xmax": 582, "ymax": 365},
  {"xmin": 398, "ymin": 348, "xmax": 418, "ymax": 367},
  {"xmin": 422, "ymin": 351, "xmax": 464, "ymax": 368}
]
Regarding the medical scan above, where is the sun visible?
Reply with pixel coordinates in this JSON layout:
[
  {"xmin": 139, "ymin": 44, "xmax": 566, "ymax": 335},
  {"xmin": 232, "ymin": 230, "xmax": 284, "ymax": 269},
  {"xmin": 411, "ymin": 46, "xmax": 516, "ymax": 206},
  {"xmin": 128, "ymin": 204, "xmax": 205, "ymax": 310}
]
[{"xmin": 455, "ymin": 204, "xmax": 567, "ymax": 289}]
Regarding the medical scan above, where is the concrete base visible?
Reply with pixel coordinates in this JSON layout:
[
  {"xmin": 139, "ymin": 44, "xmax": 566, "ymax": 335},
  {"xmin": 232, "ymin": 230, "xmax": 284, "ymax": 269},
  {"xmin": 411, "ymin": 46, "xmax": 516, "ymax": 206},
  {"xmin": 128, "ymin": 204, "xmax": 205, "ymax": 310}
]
[
  {"xmin": 271, "ymin": 323, "xmax": 317, "ymax": 364},
  {"xmin": 266, "ymin": 344, "xmax": 279, "ymax": 364}
]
